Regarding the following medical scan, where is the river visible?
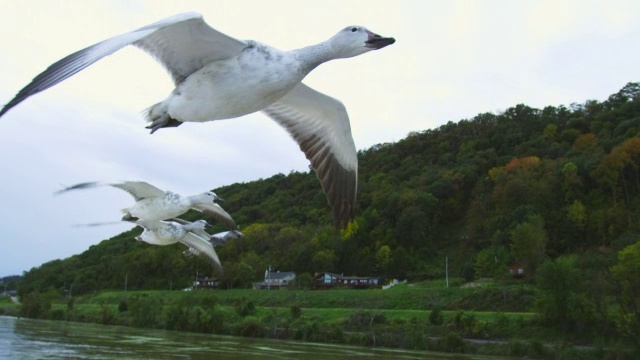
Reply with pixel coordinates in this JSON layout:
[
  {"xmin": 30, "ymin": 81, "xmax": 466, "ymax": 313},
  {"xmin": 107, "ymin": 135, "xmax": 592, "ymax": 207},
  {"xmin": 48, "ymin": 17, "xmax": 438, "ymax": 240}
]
[{"xmin": 0, "ymin": 316, "xmax": 508, "ymax": 359}]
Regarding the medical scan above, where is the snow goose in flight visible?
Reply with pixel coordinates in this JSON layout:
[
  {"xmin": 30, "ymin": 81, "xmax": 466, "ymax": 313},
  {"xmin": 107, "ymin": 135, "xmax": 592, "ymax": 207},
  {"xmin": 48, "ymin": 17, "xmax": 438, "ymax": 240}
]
[
  {"xmin": 209, "ymin": 229, "xmax": 244, "ymax": 247},
  {"xmin": 1, "ymin": 12, "xmax": 395, "ymax": 230},
  {"xmin": 55, "ymin": 180, "xmax": 236, "ymax": 229},
  {"xmin": 172, "ymin": 218, "xmax": 244, "ymax": 247},
  {"xmin": 134, "ymin": 219, "xmax": 223, "ymax": 273}
]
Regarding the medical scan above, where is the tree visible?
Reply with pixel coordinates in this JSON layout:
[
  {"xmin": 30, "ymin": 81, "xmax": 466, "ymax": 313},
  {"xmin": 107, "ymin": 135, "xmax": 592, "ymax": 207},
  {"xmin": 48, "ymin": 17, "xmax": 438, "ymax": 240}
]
[
  {"xmin": 610, "ymin": 241, "xmax": 640, "ymax": 349},
  {"xmin": 509, "ymin": 214, "xmax": 547, "ymax": 276},
  {"xmin": 474, "ymin": 247, "xmax": 509, "ymax": 279},
  {"xmin": 311, "ymin": 250, "xmax": 338, "ymax": 272},
  {"xmin": 566, "ymin": 200, "xmax": 587, "ymax": 228},
  {"xmin": 535, "ymin": 256, "xmax": 595, "ymax": 333},
  {"xmin": 374, "ymin": 245, "xmax": 391, "ymax": 273}
]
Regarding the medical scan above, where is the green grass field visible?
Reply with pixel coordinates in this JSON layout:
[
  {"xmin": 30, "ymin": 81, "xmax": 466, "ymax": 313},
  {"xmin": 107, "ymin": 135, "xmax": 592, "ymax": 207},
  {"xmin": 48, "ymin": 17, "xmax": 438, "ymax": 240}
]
[
  {"xmin": 81, "ymin": 278, "xmax": 536, "ymax": 313},
  {"xmin": 58, "ymin": 280, "xmax": 536, "ymax": 329}
]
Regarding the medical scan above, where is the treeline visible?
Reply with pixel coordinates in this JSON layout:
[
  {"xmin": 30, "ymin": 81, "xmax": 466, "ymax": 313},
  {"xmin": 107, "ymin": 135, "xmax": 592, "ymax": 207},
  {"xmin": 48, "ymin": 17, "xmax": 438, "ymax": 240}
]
[{"xmin": 17, "ymin": 83, "xmax": 640, "ymax": 330}]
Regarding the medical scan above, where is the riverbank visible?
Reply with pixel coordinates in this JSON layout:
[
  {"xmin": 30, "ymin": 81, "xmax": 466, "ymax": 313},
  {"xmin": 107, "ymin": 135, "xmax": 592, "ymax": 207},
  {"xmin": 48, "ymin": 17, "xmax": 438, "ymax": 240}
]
[{"xmin": 1, "ymin": 282, "xmax": 634, "ymax": 359}]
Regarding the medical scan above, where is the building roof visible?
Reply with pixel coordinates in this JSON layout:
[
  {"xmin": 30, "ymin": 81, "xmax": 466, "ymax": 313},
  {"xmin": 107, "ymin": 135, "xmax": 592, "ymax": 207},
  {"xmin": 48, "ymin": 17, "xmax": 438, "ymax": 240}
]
[{"xmin": 266, "ymin": 271, "xmax": 296, "ymax": 280}]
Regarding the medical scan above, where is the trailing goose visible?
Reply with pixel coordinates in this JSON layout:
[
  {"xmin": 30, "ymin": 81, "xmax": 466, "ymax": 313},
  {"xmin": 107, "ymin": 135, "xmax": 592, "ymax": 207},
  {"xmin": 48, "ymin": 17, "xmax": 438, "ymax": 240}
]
[{"xmin": 55, "ymin": 180, "xmax": 236, "ymax": 229}]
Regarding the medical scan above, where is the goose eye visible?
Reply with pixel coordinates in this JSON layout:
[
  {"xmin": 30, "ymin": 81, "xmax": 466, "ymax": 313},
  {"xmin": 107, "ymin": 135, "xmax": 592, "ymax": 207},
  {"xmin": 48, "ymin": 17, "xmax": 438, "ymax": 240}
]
[{"xmin": 351, "ymin": 27, "xmax": 358, "ymax": 32}]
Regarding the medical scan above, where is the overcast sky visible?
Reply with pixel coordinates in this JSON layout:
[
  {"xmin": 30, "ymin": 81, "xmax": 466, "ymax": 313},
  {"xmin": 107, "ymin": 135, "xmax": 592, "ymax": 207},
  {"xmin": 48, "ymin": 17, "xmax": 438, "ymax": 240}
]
[{"xmin": 1, "ymin": 0, "xmax": 639, "ymax": 276}]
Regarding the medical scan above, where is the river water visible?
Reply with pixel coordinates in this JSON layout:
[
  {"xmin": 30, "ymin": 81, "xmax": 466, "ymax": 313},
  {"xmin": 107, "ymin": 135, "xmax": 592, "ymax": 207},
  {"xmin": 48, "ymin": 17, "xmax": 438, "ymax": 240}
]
[{"xmin": 0, "ymin": 316, "xmax": 504, "ymax": 359}]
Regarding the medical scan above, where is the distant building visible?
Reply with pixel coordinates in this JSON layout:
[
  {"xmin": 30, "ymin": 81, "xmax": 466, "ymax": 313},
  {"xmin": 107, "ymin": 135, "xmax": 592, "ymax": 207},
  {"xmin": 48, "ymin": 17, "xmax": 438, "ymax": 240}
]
[
  {"xmin": 509, "ymin": 263, "xmax": 525, "ymax": 278},
  {"xmin": 196, "ymin": 277, "xmax": 219, "ymax": 289},
  {"xmin": 253, "ymin": 270, "xmax": 296, "ymax": 290},
  {"xmin": 313, "ymin": 272, "xmax": 382, "ymax": 289}
]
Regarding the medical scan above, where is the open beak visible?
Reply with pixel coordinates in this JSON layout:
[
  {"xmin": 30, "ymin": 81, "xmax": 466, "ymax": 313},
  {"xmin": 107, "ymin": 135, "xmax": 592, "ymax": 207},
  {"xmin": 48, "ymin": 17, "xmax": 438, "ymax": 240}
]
[{"xmin": 365, "ymin": 30, "xmax": 395, "ymax": 49}]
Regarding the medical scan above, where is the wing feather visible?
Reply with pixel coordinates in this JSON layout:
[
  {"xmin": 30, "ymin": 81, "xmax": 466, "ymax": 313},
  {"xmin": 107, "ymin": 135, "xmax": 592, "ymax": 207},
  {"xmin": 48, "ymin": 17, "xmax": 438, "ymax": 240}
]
[
  {"xmin": 192, "ymin": 203, "xmax": 237, "ymax": 230},
  {"xmin": 110, "ymin": 181, "xmax": 165, "ymax": 201},
  {"xmin": 0, "ymin": 12, "xmax": 246, "ymax": 117},
  {"xmin": 180, "ymin": 233, "xmax": 223, "ymax": 274},
  {"xmin": 263, "ymin": 83, "xmax": 357, "ymax": 229}
]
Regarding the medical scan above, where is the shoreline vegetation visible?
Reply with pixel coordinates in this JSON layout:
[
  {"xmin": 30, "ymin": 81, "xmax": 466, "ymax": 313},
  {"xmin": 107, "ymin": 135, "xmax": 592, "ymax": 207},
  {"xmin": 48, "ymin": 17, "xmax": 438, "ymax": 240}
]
[{"xmin": 1, "ymin": 280, "xmax": 635, "ymax": 359}]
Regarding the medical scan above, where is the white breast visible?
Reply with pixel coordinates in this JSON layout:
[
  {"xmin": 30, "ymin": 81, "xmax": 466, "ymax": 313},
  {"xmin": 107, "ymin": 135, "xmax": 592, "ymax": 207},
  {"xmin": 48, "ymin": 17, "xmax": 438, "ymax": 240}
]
[{"xmin": 168, "ymin": 42, "xmax": 304, "ymax": 122}]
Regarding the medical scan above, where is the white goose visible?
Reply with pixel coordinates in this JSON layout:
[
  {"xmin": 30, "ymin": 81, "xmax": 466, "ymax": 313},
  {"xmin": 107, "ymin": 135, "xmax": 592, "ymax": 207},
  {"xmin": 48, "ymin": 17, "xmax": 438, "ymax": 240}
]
[
  {"xmin": 55, "ymin": 180, "xmax": 236, "ymax": 229},
  {"xmin": 209, "ymin": 229, "xmax": 245, "ymax": 247},
  {"xmin": 134, "ymin": 219, "xmax": 223, "ymax": 273},
  {"xmin": 172, "ymin": 217, "xmax": 244, "ymax": 247},
  {"xmin": 2, "ymin": 12, "xmax": 395, "ymax": 229}
]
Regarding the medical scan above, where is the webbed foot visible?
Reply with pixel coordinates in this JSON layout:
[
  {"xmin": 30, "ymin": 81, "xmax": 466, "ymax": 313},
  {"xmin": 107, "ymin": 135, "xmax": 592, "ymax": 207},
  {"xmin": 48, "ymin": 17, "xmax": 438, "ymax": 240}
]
[{"xmin": 145, "ymin": 114, "xmax": 183, "ymax": 134}]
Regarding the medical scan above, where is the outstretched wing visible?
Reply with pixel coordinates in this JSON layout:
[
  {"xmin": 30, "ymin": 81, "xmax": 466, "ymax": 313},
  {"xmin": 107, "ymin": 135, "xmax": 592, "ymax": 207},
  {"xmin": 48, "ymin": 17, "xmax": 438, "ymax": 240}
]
[
  {"xmin": 110, "ymin": 181, "xmax": 165, "ymax": 201},
  {"xmin": 54, "ymin": 181, "xmax": 104, "ymax": 195},
  {"xmin": 0, "ymin": 12, "xmax": 246, "ymax": 117},
  {"xmin": 263, "ymin": 83, "xmax": 358, "ymax": 230},
  {"xmin": 134, "ymin": 13, "xmax": 246, "ymax": 84},
  {"xmin": 54, "ymin": 180, "xmax": 164, "ymax": 202},
  {"xmin": 180, "ymin": 232, "xmax": 223, "ymax": 274},
  {"xmin": 192, "ymin": 203, "xmax": 237, "ymax": 230}
]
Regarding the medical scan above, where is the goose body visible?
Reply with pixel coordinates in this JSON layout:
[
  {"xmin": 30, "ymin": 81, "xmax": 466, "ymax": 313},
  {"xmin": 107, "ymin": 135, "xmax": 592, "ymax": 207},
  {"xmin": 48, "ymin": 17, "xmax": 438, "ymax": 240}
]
[
  {"xmin": 172, "ymin": 218, "xmax": 244, "ymax": 247},
  {"xmin": 135, "ymin": 219, "xmax": 222, "ymax": 273}
]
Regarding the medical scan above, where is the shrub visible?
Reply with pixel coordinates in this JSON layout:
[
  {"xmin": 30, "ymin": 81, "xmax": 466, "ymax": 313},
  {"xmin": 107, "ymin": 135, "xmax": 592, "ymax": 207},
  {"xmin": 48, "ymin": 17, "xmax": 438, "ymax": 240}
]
[
  {"xmin": 100, "ymin": 305, "xmax": 115, "ymax": 325},
  {"xmin": 67, "ymin": 297, "xmax": 75, "ymax": 311},
  {"xmin": 438, "ymin": 332, "xmax": 464, "ymax": 353},
  {"xmin": 50, "ymin": 308, "xmax": 65, "ymax": 320},
  {"xmin": 19, "ymin": 292, "xmax": 52, "ymax": 319},
  {"xmin": 118, "ymin": 299, "xmax": 128, "ymax": 312},
  {"xmin": 345, "ymin": 310, "xmax": 387, "ymax": 329},
  {"xmin": 129, "ymin": 295, "xmax": 162, "ymax": 328},
  {"xmin": 508, "ymin": 340, "xmax": 527, "ymax": 357},
  {"xmin": 234, "ymin": 297, "xmax": 256, "ymax": 317},
  {"xmin": 290, "ymin": 304, "xmax": 302, "ymax": 319},
  {"xmin": 292, "ymin": 317, "xmax": 320, "ymax": 341},
  {"xmin": 164, "ymin": 304, "xmax": 188, "ymax": 331},
  {"xmin": 239, "ymin": 316, "xmax": 265, "ymax": 337},
  {"xmin": 429, "ymin": 307, "xmax": 444, "ymax": 325},
  {"xmin": 198, "ymin": 294, "xmax": 218, "ymax": 308}
]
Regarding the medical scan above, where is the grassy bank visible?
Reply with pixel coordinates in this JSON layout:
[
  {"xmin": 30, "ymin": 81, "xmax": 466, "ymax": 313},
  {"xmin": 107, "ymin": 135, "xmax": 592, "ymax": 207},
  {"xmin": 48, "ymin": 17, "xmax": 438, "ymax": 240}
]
[
  {"xmin": 87, "ymin": 279, "xmax": 537, "ymax": 312},
  {"xmin": 9, "ymin": 280, "xmax": 634, "ymax": 359},
  {"xmin": 0, "ymin": 295, "xmax": 19, "ymax": 316}
]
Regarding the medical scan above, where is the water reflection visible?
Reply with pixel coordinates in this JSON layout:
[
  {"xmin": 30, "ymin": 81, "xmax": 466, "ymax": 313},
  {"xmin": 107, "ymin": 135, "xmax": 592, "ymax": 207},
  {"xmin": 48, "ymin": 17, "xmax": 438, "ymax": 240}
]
[{"xmin": 0, "ymin": 316, "xmax": 502, "ymax": 359}]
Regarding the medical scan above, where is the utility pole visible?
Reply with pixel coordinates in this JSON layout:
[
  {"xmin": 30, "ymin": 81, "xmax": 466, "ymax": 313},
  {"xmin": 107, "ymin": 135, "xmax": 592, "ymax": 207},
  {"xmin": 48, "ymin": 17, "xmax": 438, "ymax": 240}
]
[
  {"xmin": 267, "ymin": 265, "xmax": 271, "ymax": 290},
  {"xmin": 124, "ymin": 274, "xmax": 128, "ymax": 292},
  {"xmin": 445, "ymin": 256, "xmax": 449, "ymax": 289},
  {"xmin": 195, "ymin": 270, "xmax": 199, "ymax": 290}
]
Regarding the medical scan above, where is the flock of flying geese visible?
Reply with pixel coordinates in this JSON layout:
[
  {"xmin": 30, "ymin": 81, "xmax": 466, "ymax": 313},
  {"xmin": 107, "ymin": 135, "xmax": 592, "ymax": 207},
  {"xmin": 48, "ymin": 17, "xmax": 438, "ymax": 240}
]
[
  {"xmin": 0, "ymin": 12, "xmax": 395, "ymax": 273},
  {"xmin": 54, "ymin": 180, "xmax": 241, "ymax": 273}
]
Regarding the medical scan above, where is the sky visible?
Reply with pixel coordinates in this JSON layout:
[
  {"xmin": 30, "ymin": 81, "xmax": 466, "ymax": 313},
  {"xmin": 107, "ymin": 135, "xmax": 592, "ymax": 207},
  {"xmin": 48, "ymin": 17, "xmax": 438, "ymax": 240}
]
[{"xmin": 1, "ymin": 0, "xmax": 639, "ymax": 276}]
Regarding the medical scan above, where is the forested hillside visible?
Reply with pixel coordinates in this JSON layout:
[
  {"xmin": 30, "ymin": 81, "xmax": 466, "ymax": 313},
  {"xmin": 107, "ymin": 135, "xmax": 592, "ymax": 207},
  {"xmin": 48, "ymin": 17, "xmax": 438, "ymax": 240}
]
[{"xmin": 20, "ymin": 83, "xmax": 640, "ymax": 299}]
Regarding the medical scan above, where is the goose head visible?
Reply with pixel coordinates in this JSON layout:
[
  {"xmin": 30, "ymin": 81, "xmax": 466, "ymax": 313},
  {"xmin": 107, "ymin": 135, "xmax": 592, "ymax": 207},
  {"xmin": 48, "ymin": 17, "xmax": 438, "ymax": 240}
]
[
  {"xmin": 186, "ymin": 219, "xmax": 210, "ymax": 231},
  {"xmin": 196, "ymin": 191, "xmax": 224, "ymax": 203},
  {"xmin": 329, "ymin": 26, "xmax": 395, "ymax": 59}
]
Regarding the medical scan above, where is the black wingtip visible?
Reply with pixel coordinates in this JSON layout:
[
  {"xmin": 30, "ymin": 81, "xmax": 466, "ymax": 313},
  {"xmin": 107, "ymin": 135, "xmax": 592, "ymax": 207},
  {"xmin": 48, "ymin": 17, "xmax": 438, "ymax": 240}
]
[
  {"xmin": 53, "ymin": 181, "xmax": 102, "ymax": 195},
  {"xmin": 0, "ymin": 99, "xmax": 23, "ymax": 119}
]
